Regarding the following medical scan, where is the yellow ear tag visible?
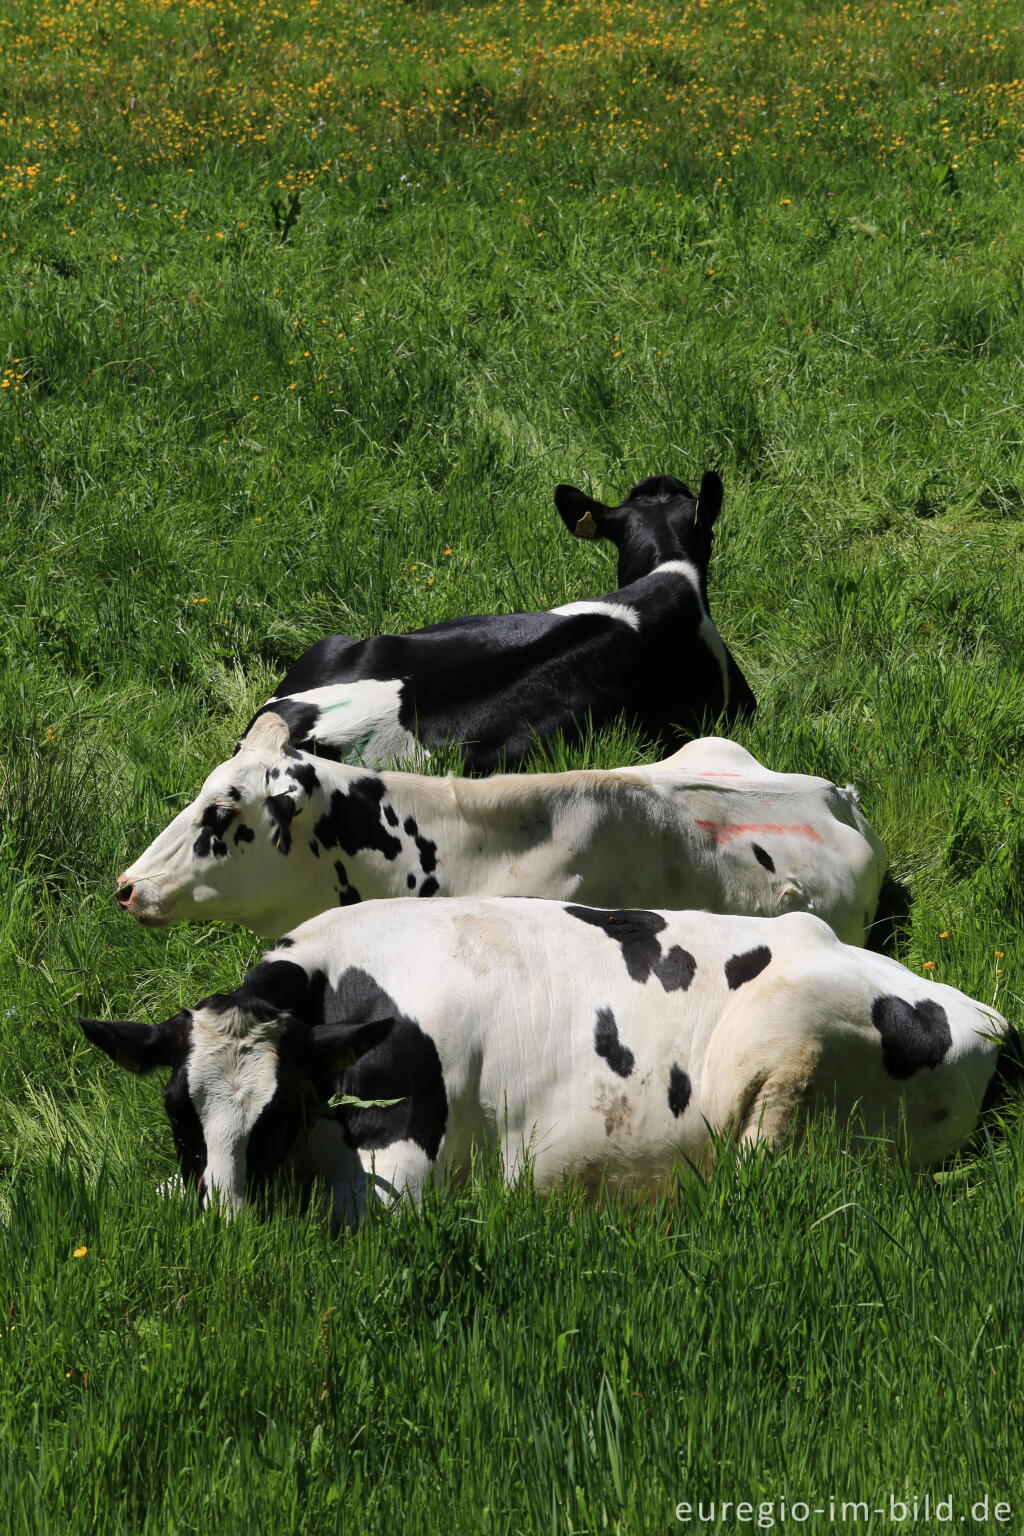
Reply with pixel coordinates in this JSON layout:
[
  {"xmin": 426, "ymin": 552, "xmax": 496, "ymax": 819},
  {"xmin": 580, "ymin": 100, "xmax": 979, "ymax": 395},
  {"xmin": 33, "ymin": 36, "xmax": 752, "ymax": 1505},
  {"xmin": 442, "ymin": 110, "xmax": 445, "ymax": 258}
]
[{"xmin": 575, "ymin": 510, "xmax": 599, "ymax": 539}]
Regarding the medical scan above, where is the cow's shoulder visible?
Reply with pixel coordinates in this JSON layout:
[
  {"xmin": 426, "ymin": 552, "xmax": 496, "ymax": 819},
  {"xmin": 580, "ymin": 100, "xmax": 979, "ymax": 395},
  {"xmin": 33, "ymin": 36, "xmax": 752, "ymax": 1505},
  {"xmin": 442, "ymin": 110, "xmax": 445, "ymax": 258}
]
[{"xmin": 326, "ymin": 966, "xmax": 449, "ymax": 1161}]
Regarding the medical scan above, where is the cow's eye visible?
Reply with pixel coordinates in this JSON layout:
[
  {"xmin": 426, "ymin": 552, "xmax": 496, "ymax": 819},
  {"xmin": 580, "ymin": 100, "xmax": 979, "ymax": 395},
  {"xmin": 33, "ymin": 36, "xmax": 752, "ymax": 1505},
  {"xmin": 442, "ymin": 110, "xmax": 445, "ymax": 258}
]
[{"xmin": 200, "ymin": 804, "xmax": 237, "ymax": 836}]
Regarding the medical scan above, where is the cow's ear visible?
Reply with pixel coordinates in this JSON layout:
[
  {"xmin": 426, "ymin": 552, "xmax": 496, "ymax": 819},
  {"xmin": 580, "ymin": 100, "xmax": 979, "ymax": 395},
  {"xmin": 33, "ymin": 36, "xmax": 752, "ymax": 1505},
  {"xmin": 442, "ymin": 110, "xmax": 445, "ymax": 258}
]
[
  {"xmin": 309, "ymin": 1017, "xmax": 394, "ymax": 1073},
  {"xmin": 241, "ymin": 710, "xmax": 291, "ymax": 755},
  {"xmin": 78, "ymin": 1016, "xmax": 186, "ymax": 1076},
  {"xmin": 554, "ymin": 485, "xmax": 612, "ymax": 541},
  {"xmin": 694, "ymin": 471, "xmax": 724, "ymax": 528}
]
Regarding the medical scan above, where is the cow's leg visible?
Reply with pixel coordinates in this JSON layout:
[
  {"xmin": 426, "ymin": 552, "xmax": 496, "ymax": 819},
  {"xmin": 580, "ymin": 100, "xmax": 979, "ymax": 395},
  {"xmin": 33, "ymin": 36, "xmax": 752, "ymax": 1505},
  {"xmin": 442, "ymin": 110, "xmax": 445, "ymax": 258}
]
[
  {"xmin": 730, "ymin": 1043, "xmax": 821, "ymax": 1150},
  {"xmin": 360, "ymin": 1139, "xmax": 437, "ymax": 1209},
  {"xmin": 701, "ymin": 981, "xmax": 825, "ymax": 1156},
  {"xmin": 326, "ymin": 1144, "xmax": 435, "ymax": 1230},
  {"xmin": 330, "ymin": 1165, "xmax": 371, "ymax": 1231}
]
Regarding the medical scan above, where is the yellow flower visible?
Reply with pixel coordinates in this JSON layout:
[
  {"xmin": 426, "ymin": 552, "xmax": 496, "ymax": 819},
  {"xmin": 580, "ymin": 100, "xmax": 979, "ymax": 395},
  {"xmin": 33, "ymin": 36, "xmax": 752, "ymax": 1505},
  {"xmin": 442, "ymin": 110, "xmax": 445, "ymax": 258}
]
[
  {"xmin": 939, "ymin": 930, "xmax": 949, "ymax": 939},
  {"xmin": 72, "ymin": 1247, "xmax": 88, "ymax": 1258},
  {"xmin": 922, "ymin": 961, "xmax": 934, "ymax": 971}
]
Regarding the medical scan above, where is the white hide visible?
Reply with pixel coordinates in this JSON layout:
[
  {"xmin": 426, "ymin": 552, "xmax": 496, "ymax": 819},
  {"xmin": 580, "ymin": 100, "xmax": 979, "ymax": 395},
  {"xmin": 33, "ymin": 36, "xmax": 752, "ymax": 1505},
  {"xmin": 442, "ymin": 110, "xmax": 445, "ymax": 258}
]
[
  {"xmin": 263, "ymin": 679, "xmax": 426, "ymax": 765},
  {"xmin": 118, "ymin": 736, "xmax": 887, "ymax": 943},
  {"xmin": 252, "ymin": 898, "xmax": 1008, "ymax": 1218}
]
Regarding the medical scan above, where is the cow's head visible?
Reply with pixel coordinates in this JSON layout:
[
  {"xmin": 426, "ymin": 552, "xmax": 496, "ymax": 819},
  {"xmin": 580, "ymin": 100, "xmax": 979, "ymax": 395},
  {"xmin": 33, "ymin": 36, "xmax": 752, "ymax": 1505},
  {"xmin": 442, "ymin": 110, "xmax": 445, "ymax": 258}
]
[
  {"xmin": 116, "ymin": 713, "xmax": 325, "ymax": 934},
  {"xmin": 554, "ymin": 471, "xmax": 724, "ymax": 588},
  {"xmin": 79, "ymin": 996, "xmax": 391, "ymax": 1215}
]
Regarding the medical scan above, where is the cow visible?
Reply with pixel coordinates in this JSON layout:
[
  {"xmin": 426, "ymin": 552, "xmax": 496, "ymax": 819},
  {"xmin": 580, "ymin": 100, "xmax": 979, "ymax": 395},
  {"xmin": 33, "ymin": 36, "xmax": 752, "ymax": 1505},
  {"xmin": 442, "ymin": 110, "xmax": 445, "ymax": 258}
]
[
  {"xmin": 239, "ymin": 472, "xmax": 755, "ymax": 772},
  {"xmin": 115, "ymin": 720, "xmax": 887, "ymax": 945},
  {"xmin": 80, "ymin": 898, "xmax": 1015, "ymax": 1223}
]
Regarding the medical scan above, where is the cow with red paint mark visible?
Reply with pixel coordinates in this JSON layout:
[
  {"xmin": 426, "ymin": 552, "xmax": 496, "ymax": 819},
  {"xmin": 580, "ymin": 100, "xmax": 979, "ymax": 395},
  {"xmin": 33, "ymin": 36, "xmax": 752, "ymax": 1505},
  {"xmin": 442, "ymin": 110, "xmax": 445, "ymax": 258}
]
[{"xmin": 116, "ymin": 728, "xmax": 887, "ymax": 945}]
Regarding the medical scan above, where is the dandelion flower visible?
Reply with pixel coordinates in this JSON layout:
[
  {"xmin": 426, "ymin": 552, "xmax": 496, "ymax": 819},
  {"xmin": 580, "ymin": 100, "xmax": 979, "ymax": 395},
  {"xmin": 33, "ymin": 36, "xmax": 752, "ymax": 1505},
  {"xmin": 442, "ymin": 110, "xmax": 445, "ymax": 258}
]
[{"xmin": 72, "ymin": 1247, "xmax": 88, "ymax": 1258}]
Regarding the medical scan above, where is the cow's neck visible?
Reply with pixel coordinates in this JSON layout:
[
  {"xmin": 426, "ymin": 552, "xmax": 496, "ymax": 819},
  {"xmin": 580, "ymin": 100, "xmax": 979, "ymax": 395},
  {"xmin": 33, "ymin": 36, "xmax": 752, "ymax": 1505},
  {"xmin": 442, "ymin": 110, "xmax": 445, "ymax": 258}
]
[
  {"xmin": 301, "ymin": 763, "xmax": 459, "ymax": 903},
  {"xmin": 302, "ymin": 761, "xmax": 571, "ymax": 902},
  {"xmin": 616, "ymin": 530, "xmax": 713, "ymax": 597}
]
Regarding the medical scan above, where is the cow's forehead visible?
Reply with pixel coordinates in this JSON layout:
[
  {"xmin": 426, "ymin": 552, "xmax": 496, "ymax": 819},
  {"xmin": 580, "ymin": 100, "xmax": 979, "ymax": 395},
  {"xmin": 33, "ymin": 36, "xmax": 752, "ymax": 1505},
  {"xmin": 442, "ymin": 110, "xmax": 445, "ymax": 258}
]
[
  {"xmin": 190, "ymin": 999, "xmax": 284, "ymax": 1050},
  {"xmin": 622, "ymin": 477, "xmax": 694, "ymax": 511},
  {"xmin": 187, "ymin": 1004, "xmax": 283, "ymax": 1110}
]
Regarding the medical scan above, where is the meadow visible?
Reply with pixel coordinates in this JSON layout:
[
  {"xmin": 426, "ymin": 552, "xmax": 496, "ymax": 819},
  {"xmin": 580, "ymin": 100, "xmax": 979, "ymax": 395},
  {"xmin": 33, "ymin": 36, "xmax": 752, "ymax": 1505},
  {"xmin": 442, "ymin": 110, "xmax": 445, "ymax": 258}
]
[{"xmin": 1, "ymin": 0, "xmax": 1024, "ymax": 1529}]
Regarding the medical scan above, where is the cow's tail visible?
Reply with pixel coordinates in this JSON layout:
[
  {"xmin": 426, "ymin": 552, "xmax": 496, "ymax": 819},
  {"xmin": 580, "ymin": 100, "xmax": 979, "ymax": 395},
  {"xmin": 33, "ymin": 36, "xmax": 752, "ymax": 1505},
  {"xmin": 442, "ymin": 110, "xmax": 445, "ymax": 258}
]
[{"xmin": 836, "ymin": 782, "xmax": 888, "ymax": 880}]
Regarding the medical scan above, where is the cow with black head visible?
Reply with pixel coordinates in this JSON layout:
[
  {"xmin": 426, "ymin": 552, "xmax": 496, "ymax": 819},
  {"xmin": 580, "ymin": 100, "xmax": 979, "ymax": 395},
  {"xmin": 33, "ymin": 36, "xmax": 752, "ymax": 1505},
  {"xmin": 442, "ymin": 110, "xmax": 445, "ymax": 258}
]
[
  {"xmin": 81, "ymin": 898, "xmax": 1015, "ymax": 1227},
  {"xmin": 243, "ymin": 471, "xmax": 755, "ymax": 772}
]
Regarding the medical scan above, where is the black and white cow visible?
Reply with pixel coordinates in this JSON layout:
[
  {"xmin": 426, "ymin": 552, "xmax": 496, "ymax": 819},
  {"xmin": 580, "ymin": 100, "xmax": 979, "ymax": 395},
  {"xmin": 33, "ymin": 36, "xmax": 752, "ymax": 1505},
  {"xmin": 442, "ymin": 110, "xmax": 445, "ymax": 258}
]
[
  {"xmin": 116, "ymin": 721, "xmax": 887, "ymax": 945},
  {"xmin": 241, "ymin": 472, "xmax": 755, "ymax": 772},
  {"xmin": 81, "ymin": 898, "xmax": 1015, "ymax": 1222}
]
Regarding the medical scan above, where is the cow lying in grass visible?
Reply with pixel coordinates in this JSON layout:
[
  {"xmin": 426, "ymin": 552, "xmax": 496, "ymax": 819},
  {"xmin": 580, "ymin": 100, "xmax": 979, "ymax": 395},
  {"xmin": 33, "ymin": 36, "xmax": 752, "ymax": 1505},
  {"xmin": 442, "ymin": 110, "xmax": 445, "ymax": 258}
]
[
  {"xmin": 81, "ymin": 898, "xmax": 1014, "ymax": 1222},
  {"xmin": 116, "ymin": 719, "xmax": 887, "ymax": 944},
  {"xmin": 241, "ymin": 471, "xmax": 755, "ymax": 772}
]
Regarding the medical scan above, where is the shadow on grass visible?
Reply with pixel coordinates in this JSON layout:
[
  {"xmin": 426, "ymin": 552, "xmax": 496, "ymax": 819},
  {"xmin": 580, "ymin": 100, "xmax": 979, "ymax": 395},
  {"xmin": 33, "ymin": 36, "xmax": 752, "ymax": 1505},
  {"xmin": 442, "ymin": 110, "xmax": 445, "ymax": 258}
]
[{"xmin": 866, "ymin": 871, "xmax": 913, "ymax": 957}]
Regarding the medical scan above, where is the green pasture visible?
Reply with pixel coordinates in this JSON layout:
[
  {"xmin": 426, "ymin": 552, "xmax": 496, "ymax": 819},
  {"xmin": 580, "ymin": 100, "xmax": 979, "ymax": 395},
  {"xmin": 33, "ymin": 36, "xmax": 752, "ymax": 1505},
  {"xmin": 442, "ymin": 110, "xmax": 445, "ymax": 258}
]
[{"xmin": 1, "ymin": 0, "xmax": 1023, "ymax": 1528}]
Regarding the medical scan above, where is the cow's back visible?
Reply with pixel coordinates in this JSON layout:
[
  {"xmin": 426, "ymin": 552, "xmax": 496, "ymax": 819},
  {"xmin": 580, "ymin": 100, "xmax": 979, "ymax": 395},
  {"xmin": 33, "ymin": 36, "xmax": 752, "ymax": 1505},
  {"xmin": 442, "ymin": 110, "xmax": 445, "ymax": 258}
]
[
  {"xmin": 284, "ymin": 901, "xmax": 1005, "ymax": 1179},
  {"xmin": 628, "ymin": 743, "xmax": 887, "ymax": 943},
  {"xmin": 254, "ymin": 568, "xmax": 747, "ymax": 772}
]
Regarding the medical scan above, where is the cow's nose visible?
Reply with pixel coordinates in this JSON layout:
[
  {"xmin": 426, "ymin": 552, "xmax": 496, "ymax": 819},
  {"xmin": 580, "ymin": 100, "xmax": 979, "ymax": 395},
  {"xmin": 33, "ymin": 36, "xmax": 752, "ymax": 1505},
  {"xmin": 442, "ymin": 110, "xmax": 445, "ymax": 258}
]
[{"xmin": 115, "ymin": 882, "xmax": 134, "ymax": 907}]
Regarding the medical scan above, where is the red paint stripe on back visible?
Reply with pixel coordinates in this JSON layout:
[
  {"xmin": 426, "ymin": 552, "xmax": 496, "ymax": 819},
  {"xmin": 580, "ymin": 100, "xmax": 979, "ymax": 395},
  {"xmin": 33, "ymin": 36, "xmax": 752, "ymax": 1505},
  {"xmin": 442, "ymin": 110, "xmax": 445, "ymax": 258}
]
[{"xmin": 695, "ymin": 819, "xmax": 825, "ymax": 845}]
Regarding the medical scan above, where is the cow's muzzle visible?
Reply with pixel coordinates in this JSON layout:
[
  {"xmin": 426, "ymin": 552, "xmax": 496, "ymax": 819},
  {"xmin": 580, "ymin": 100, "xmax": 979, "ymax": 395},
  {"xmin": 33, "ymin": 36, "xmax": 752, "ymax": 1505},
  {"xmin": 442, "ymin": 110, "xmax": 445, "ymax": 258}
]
[{"xmin": 114, "ymin": 876, "xmax": 169, "ymax": 927}]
